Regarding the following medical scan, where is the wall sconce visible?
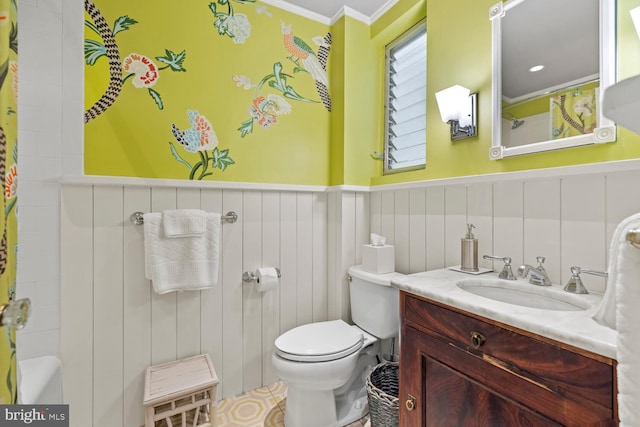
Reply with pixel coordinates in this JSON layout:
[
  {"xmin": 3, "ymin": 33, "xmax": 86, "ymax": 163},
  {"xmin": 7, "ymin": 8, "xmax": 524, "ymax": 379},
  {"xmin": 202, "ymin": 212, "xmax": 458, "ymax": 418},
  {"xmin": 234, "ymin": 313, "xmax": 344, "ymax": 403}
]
[{"xmin": 435, "ymin": 85, "xmax": 477, "ymax": 141}]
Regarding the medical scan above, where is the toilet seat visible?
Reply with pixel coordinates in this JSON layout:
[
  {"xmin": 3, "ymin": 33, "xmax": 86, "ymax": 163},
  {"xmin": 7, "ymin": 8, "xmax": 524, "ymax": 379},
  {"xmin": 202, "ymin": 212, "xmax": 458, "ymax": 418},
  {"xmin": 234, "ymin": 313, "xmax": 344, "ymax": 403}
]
[{"xmin": 275, "ymin": 320, "xmax": 364, "ymax": 362}]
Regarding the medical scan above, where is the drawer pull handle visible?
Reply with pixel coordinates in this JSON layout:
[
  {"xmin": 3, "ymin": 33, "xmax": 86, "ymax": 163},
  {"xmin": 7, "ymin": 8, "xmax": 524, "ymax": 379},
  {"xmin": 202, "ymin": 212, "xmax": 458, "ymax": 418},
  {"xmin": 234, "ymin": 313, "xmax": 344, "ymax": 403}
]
[
  {"xmin": 470, "ymin": 331, "xmax": 486, "ymax": 349},
  {"xmin": 405, "ymin": 394, "xmax": 416, "ymax": 411}
]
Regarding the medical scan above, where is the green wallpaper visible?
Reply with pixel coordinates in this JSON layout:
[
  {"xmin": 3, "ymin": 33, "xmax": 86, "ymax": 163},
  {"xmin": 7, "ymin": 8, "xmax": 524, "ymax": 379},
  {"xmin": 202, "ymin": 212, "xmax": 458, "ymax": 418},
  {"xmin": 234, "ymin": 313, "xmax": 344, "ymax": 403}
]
[
  {"xmin": 370, "ymin": 0, "xmax": 640, "ymax": 186},
  {"xmin": 84, "ymin": 0, "xmax": 331, "ymax": 185},
  {"xmin": 0, "ymin": 0, "xmax": 18, "ymax": 404},
  {"xmin": 84, "ymin": 0, "xmax": 640, "ymax": 187}
]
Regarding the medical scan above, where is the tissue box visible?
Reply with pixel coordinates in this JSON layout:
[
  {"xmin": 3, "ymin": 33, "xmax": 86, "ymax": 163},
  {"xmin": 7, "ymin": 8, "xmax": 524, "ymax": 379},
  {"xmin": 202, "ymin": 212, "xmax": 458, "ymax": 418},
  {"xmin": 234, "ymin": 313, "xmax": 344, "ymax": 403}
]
[{"xmin": 362, "ymin": 244, "xmax": 395, "ymax": 274}]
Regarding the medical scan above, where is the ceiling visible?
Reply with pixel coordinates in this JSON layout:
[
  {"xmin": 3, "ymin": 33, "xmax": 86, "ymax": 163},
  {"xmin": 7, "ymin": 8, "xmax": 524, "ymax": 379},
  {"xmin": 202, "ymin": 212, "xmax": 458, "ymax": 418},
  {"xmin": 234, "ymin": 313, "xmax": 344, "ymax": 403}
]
[
  {"xmin": 501, "ymin": 0, "xmax": 599, "ymax": 102},
  {"xmin": 262, "ymin": 0, "xmax": 397, "ymax": 24}
]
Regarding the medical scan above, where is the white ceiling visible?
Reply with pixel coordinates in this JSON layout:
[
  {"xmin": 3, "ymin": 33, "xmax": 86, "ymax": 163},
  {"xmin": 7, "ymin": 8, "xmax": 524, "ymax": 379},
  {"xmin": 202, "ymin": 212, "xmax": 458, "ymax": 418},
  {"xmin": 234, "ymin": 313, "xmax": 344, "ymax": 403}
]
[
  {"xmin": 501, "ymin": 0, "xmax": 599, "ymax": 102},
  {"xmin": 262, "ymin": 0, "xmax": 397, "ymax": 24}
]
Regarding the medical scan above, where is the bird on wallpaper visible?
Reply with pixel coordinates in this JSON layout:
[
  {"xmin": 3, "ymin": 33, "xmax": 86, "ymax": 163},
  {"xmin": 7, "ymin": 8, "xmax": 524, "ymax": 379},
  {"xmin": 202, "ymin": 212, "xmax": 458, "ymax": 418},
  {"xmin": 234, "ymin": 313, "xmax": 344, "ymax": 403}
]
[{"xmin": 281, "ymin": 22, "xmax": 332, "ymax": 112}]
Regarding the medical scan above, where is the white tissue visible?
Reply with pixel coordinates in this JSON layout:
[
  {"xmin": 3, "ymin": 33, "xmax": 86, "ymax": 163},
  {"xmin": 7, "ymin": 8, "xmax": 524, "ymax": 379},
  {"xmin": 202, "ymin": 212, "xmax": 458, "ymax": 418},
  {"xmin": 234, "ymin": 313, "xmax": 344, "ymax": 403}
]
[
  {"xmin": 370, "ymin": 233, "xmax": 386, "ymax": 246},
  {"xmin": 255, "ymin": 267, "xmax": 279, "ymax": 292}
]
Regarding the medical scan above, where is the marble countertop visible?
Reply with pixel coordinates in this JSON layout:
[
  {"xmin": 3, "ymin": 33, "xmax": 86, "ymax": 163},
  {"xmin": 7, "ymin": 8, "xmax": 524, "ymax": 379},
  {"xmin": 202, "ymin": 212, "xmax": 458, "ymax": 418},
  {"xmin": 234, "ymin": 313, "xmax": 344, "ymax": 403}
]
[{"xmin": 392, "ymin": 268, "xmax": 617, "ymax": 359}]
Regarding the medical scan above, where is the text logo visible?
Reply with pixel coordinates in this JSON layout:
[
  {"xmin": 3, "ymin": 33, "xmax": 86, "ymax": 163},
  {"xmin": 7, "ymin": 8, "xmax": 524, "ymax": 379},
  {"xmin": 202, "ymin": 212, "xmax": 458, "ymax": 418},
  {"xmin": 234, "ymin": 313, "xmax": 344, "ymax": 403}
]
[{"xmin": 0, "ymin": 405, "xmax": 68, "ymax": 426}]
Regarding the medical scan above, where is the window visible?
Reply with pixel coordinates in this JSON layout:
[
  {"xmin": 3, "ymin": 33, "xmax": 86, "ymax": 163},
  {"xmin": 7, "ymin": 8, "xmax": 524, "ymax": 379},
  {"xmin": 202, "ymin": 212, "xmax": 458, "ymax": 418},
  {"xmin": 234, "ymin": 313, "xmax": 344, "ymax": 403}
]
[{"xmin": 383, "ymin": 21, "xmax": 427, "ymax": 174}]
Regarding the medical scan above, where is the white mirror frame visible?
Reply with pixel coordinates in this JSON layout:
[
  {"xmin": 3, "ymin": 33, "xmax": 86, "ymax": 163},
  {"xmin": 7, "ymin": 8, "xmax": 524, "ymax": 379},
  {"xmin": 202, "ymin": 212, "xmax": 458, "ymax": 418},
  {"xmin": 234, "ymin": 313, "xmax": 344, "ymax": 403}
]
[{"xmin": 489, "ymin": 0, "xmax": 617, "ymax": 160}]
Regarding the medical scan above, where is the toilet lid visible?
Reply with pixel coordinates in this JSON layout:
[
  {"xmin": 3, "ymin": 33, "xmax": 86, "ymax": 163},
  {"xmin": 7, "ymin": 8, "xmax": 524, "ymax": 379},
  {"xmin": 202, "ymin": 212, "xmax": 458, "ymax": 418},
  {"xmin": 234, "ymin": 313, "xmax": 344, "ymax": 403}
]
[{"xmin": 275, "ymin": 320, "xmax": 364, "ymax": 362}]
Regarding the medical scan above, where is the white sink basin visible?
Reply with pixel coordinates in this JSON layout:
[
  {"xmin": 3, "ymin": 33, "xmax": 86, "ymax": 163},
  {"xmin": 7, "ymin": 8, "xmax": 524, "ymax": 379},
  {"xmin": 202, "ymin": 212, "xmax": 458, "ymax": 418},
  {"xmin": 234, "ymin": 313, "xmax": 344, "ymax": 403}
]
[{"xmin": 456, "ymin": 279, "xmax": 590, "ymax": 311}]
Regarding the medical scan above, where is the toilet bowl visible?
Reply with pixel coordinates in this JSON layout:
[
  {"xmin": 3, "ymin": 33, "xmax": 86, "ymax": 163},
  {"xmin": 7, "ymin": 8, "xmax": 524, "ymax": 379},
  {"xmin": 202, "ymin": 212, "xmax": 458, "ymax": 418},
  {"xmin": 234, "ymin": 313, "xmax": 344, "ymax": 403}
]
[{"xmin": 272, "ymin": 265, "xmax": 403, "ymax": 427}]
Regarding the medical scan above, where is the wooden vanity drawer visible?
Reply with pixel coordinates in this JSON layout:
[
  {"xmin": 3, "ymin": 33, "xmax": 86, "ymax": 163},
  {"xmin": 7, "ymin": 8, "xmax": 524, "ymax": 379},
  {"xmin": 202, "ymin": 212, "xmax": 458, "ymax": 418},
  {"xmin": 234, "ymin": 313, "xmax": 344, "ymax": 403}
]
[{"xmin": 403, "ymin": 293, "xmax": 614, "ymax": 410}]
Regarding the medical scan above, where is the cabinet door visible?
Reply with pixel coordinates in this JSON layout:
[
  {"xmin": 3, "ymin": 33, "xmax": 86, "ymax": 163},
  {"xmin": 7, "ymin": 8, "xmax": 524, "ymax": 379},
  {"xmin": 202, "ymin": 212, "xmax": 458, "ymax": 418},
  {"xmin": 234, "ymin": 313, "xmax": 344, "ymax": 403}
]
[
  {"xmin": 424, "ymin": 354, "xmax": 559, "ymax": 426},
  {"xmin": 401, "ymin": 325, "xmax": 559, "ymax": 427}
]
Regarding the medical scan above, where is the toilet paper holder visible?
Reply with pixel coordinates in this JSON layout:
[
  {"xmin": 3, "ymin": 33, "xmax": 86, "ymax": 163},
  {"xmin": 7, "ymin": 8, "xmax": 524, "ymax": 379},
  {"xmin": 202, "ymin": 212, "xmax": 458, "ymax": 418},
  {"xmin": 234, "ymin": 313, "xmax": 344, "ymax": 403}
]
[{"xmin": 242, "ymin": 268, "xmax": 281, "ymax": 282}]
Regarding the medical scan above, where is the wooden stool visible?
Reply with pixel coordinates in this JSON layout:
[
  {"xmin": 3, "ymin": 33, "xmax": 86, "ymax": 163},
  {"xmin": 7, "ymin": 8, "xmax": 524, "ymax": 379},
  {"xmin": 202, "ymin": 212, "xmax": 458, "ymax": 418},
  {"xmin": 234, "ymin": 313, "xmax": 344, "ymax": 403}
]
[{"xmin": 144, "ymin": 354, "xmax": 219, "ymax": 427}]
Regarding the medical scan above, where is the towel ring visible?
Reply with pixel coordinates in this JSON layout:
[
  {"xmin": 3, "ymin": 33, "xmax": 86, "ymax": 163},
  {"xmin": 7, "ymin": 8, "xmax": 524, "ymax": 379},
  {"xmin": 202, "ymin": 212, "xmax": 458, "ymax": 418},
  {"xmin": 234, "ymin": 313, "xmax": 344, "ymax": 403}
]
[
  {"xmin": 626, "ymin": 228, "xmax": 640, "ymax": 249},
  {"xmin": 130, "ymin": 211, "xmax": 238, "ymax": 225}
]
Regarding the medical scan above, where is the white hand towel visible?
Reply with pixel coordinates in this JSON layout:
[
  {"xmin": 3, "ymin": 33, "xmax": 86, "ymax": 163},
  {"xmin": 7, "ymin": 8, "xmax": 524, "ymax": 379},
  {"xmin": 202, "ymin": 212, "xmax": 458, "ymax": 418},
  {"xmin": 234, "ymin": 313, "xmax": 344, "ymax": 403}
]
[
  {"xmin": 162, "ymin": 209, "xmax": 206, "ymax": 237},
  {"xmin": 144, "ymin": 211, "xmax": 221, "ymax": 294},
  {"xmin": 592, "ymin": 212, "xmax": 640, "ymax": 426},
  {"xmin": 592, "ymin": 212, "xmax": 640, "ymax": 329}
]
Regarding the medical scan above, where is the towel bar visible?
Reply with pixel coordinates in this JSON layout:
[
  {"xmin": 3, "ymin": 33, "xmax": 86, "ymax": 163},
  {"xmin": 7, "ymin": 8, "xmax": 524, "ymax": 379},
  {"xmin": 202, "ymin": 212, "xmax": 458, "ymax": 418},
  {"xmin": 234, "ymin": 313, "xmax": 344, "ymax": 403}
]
[
  {"xmin": 626, "ymin": 228, "xmax": 640, "ymax": 249},
  {"xmin": 130, "ymin": 211, "xmax": 238, "ymax": 225}
]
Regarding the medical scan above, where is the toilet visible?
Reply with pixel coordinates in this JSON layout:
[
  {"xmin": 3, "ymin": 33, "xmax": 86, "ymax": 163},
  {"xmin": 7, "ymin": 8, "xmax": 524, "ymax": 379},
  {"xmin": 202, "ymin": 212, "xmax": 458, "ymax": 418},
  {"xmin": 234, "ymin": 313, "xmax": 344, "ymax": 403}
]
[{"xmin": 272, "ymin": 265, "xmax": 403, "ymax": 427}]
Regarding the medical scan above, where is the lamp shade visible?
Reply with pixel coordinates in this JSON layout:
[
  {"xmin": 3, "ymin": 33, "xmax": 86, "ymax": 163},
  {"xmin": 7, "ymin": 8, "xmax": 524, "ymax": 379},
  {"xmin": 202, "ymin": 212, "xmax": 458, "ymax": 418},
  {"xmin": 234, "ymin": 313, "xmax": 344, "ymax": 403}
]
[
  {"xmin": 631, "ymin": 6, "xmax": 640, "ymax": 40},
  {"xmin": 602, "ymin": 74, "xmax": 640, "ymax": 135},
  {"xmin": 435, "ymin": 85, "xmax": 470, "ymax": 123}
]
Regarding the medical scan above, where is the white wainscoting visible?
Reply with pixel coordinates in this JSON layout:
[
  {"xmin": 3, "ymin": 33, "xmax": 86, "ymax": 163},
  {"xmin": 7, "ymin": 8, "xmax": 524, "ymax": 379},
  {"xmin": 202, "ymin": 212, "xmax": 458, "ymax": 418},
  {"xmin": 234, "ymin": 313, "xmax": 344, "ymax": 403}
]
[
  {"xmin": 370, "ymin": 168, "xmax": 640, "ymax": 294},
  {"xmin": 58, "ymin": 164, "xmax": 640, "ymax": 427},
  {"xmin": 60, "ymin": 184, "xmax": 339, "ymax": 427}
]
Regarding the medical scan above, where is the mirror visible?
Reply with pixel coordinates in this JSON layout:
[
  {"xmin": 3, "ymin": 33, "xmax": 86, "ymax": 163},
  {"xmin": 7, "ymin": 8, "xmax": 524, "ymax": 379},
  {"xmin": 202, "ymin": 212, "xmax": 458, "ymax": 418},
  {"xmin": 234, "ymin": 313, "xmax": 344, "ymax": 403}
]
[{"xmin": 489, "ymin": 0, "xmax": 617, "ymax": 159}]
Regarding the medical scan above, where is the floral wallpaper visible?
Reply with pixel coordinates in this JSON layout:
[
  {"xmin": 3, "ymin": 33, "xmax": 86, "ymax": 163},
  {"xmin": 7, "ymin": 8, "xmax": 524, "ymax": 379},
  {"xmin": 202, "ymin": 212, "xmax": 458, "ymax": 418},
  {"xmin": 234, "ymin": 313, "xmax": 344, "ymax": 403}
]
[
  {"xmin": 84, "ymin": 0, "xmax": 332, "ymax": 183},
  {"xmin": 0, "ymin": 0, "xmax": 18, "ymax": 404}
]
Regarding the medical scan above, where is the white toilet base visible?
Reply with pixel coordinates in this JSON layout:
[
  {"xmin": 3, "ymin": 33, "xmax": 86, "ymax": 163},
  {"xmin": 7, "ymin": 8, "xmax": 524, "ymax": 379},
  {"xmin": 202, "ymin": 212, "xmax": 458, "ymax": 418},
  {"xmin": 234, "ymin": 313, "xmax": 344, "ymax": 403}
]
[
  {"xmin": 285, "ymin": 387, "xmax": 338, "ymax": 427},
  {"xmin": 334, "ymin": 377, "xmax": 370, "ymax": 426},
  {"xmin": 279, "ymin": 340, "xmax": 380, "ymax": 427}
]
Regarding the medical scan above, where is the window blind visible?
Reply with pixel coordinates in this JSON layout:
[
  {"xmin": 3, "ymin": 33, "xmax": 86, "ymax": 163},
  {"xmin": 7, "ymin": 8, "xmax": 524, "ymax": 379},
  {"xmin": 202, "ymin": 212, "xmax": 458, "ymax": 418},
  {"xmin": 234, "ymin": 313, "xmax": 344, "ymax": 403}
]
[{"xmin": 384, "ymin": 23, "xmax": 427, "ymax": 173}]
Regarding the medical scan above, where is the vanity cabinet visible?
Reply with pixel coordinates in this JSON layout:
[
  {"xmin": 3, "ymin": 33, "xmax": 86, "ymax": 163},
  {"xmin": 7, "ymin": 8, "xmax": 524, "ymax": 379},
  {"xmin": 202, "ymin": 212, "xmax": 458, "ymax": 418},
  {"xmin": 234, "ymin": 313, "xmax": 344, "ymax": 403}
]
[{"xmin": 399, "ymin": 292, "xmax": 617, "ymax": 427}]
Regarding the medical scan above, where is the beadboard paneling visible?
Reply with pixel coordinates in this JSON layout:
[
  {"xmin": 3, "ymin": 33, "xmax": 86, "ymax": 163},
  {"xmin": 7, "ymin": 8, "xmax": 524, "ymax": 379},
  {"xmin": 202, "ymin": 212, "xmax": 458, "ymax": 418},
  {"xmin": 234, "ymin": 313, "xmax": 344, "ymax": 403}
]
[
  {"xmin": 61, "ymin": 184, "xmax": 330, "ymax": 427},
  {"xmin": 60, "ymin": 185, "xmax": 93, "ymax": 425},
  {"xmin": 370, "ymin": 168, "xmax": 640, "ymax": 293},
  {"xmin": 425, "ymin": 187, "xmax": 445, "ymax": 271},
  {"xmin": 524, "ymin": 179, "xmax": 561, "ymax": 284}
]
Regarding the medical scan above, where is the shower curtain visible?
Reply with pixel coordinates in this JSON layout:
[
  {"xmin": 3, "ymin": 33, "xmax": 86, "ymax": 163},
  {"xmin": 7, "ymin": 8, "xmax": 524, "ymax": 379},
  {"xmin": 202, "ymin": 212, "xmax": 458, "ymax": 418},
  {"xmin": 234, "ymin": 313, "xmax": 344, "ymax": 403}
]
[
  {"xmin": 0, "ymin": 0, "xmax": 18, "ymax": 404},
  {"xmin": 550, "ymin": 86, "xmax": 598, "ymax": 139}
]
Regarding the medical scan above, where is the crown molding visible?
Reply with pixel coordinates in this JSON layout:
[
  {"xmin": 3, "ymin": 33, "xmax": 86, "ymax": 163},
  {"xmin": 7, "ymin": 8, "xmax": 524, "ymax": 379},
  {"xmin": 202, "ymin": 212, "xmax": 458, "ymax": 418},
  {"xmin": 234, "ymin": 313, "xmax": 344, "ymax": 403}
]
[
  {"xmin": 259, "ymin": 0, "xmax": 401, "ymax": 26},
  {"xmin": 259, "ymin": 0, "xmax": 332, "ymax": 25}
]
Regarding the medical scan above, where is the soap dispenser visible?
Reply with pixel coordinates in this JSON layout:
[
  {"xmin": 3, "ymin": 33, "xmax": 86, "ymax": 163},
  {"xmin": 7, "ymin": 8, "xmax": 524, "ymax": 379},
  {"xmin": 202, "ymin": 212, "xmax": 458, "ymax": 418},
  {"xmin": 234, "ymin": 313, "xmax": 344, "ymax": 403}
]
[{"xmin": 461, "ymin": 224, "xmax": 478, "ymax": 272}]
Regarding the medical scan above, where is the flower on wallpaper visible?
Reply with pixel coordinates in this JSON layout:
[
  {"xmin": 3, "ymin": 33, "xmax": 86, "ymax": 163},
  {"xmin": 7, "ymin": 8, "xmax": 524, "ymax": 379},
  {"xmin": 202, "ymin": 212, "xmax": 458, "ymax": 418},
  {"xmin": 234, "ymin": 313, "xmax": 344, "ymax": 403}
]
[
  {"xmin": 85, "ymin": 15, "xmax": 187, "ymax": 111},
  {"xmin": 235, "ymin": 62, "xmax": 317, "ymax": 137},
  {"xmin": 255, "ymin": 5, "xmax": 272, "ymax": 17},
  {"xmin": 248, "ymin": 94, "xmax": 292, "ymax": 129},
  {"xmin": 9, "ymin": 61, "xmax": 16, "ymax": 104},
  {"xmin": 208, "ymin": 0, "xmax": 257, "ymax": 44},
  {"xmin": 169, "ymin": 110, "xmax": 235, "ymax": 180},
  {"xmin": 573, "ymin": 95, "xmax": 594, "ymax": 117},
  {"xmin": 123, "ymin": 53, "xmax": 159, "ymax": 88},
  {"xmin": 173, "ymin": 110, "xmax": 218, "ymax": 153},
  {"xmin": 4, "ymin": 163, "xmax": 16, "ymax": 216},
  {"xmin": 232, "ymin": 75, "xmax": 252, "ymax": 90},
  {"xmin": 4, "ymin": 164, "xmax": 16, "ymax": 200}
]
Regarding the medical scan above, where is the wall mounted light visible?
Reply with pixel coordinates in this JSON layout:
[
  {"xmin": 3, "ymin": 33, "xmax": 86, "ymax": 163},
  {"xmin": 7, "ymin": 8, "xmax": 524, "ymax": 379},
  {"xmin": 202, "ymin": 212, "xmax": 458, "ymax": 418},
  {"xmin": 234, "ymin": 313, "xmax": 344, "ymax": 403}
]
[
  {"xmin": 435, "ymin": 85, "xmax": 477, "ymax": 141},
  {"xmin": 631, "ymin": 6, "xmax": 640, "ymax": 40}
]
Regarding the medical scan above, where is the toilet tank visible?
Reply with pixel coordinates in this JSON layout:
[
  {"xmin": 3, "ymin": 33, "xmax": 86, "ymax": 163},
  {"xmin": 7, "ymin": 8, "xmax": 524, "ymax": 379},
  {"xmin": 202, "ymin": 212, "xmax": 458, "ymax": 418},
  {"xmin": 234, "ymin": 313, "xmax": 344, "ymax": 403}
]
[{"xmin": 347, "ymin": 265, "xmax": 403, "ymax": 340}]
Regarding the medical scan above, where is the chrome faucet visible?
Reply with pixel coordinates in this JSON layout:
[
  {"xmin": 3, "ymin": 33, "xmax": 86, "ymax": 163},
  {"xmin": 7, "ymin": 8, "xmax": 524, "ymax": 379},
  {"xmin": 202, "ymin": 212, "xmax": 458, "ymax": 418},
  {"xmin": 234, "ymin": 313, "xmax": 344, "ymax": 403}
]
[
  {"xmin": 483, "ymin": 255, "xmax": 516, "ymax": 280},
  {"xmin": 517, "ymin": 256, "xmax": 551, "ymax": 286}
]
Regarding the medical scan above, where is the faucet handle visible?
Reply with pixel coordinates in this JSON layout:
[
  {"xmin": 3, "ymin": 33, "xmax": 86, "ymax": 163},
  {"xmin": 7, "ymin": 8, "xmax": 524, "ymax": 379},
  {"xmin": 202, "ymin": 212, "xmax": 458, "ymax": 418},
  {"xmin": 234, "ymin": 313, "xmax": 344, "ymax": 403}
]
[
  {"xmin": 536, "ymin": 256, "xmax": 546, "ymax": 266},
  {"xmin": 564, "ymin": 266, "xmax": 608, "ymax": 294},
  {"xmin": 482, "ymin": 255, "xmax": 516, "ymax": 280}
]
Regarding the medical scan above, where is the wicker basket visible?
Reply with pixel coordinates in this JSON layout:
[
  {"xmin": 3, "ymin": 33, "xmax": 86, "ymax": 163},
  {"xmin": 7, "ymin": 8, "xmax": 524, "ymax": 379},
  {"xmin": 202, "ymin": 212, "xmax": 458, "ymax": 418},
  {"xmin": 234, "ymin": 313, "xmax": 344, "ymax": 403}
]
[{"xmin": 366, "ymin": 362, "xmax": 399, "ymax": 427}]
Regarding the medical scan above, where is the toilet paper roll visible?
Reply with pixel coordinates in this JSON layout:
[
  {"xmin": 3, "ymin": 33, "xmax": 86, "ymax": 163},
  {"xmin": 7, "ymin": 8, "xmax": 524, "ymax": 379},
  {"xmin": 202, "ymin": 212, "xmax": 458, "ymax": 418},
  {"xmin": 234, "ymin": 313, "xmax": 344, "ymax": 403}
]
[{"xmin": 255, "ymin": 267, "xmax": 279, "ymax": 292}]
